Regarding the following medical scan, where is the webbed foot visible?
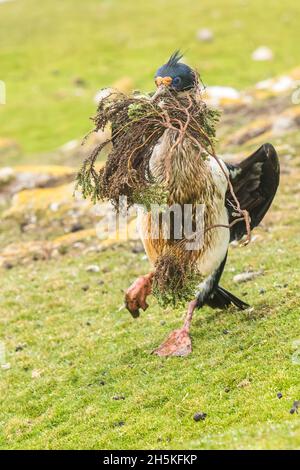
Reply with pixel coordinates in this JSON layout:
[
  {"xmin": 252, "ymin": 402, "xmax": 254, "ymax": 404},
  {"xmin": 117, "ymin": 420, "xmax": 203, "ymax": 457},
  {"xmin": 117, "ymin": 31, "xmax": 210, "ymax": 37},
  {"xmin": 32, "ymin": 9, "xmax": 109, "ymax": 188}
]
[
  {"xmin": 125, "ymin": 273, "xmax": 153, "ymax": 318},
  {"xmin": 152, "ymin": 327, "xmax": 192, "ymax": 357}
]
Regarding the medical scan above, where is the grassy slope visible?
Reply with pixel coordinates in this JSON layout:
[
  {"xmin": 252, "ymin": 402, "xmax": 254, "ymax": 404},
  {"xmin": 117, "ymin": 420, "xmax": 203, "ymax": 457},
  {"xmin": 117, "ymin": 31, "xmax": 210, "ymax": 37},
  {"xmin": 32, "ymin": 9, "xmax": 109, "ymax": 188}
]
[
  {"xmin": 1, "ymin": 142, "xmax": 300, "ymax": 449},
  {"xmin": 1, "ymin": 0, "xmax": 300, "ymax": 451},
  {"xmin": 1, "ymin": 200, "xmax": 300, "ymax": 449},
  {"xmin": 1, "ymin": 0, "xmax": 300, "ymax": 154}
]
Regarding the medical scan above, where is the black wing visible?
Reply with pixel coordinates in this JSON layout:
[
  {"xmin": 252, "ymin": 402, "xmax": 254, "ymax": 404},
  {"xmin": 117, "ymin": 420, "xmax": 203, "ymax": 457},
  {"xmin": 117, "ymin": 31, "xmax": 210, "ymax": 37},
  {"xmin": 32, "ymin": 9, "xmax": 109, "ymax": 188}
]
[{"xmin": 226, "ymin": 143, "xmax": 280, "ymax": 241}]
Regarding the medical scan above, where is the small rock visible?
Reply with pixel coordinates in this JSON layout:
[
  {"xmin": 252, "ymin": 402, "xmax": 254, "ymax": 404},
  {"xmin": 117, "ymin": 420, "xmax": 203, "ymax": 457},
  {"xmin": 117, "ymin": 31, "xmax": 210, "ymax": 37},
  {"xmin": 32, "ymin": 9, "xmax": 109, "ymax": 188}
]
[
  {"xmin": 15, "ymin": 343, "xmax": 26, "ymax": 352},
  {"xmin": 86, "ymin": 265, "xmax": 100, "ymax": 273},
  {"xmin": 277, "ymin": 392, "xmax": 283, "ymax": 399},
  {"xmin": 272, "ymin": 116, "xmax": 294, "ymax": 135},
  {"xmin": 237, "ymin": 378, "xmax": 251, "ymax": 388},
  {"xmin": 160, "ymin": 320, "xmax": 166, "ymax": 326},
  {"xmin": 233, "ymin": 270, "xmax": 263, "ymax": 283},
  {"xmin": 205, "ymin": 86, "xmax": 241, "ymax": 105},
  {"xmin": 223, "ymin": 329, "xmax": 230, "ymax": 335},
  {"xmin": 70, "ymin": 223, "xmax": 84, "ymax": 233},
  {"xmin": 193, "ymin": 412, "xmax": 207, "ymax": 422},
  {"xmin": 113, "ymin": 421, "xmax": 125, "ymax": 427},
  {"xmin": 251, "ymin": 46, "xmax": 273, "ymax": 62},
  {"xmin": 82, "ymin": 285, "xmax": 90, "ymax": 292},
  {"xmin": 131, "ymin": 244, "xmax": 144, "ymax": 254},
  {"xmin": 73, "ymin": 242, "xmax": 85, "ymax": 250},
  {"xmin": 73, "ymin": 77, "xmax": 87, "ymax": 87},
  {"xmin": 31, "ymin": 369, "xmax": 41, "ymax": 379},
  {"xmin": 196, "ymin": 28, "xmax": 214, "ymax": 42},
  {"xmin": 259, "ymin": 288, "xmax": 266, "ymax": 295},
  {"xmin": 113, "ymin": 395, "xmax": 126, "ymax": 401},
  {"xmin": 225, "ymin": 387, "xmax": 230, "ymax": 393},
  {"xmin": 49, "ymin": 202, "xmax": 60, "ymax": 212},
  {"xmin": 290, "ymin": 400, "xmax": 300, "ymax": 414},
  {"xmin": 0, "ymin": 167, "xmax": 14, "ymax": 185}
]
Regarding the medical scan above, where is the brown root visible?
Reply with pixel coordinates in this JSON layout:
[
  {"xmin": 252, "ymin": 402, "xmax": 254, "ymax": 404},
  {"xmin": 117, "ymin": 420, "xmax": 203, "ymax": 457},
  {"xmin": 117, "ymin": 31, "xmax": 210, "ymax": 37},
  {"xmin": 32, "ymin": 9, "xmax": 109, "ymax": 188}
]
[
  {"xmin": 152, "ymin": 251, "xmax": 201, "ymax": 306},
  {"xmin": 76, "ymin": 85, "xmax": 220, "ymax": 209}
]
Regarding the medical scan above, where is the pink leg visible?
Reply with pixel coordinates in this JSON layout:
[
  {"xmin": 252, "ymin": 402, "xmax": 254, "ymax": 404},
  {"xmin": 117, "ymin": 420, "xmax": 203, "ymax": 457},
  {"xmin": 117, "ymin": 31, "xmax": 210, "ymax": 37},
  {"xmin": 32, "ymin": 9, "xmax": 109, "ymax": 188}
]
[
  {"xmin": 125, "ymin": 273, "xmax": 154, "ymax": 318},
  {"xmin": 152, "ymin": 299, "xmax": 198, "ymax": 357}
]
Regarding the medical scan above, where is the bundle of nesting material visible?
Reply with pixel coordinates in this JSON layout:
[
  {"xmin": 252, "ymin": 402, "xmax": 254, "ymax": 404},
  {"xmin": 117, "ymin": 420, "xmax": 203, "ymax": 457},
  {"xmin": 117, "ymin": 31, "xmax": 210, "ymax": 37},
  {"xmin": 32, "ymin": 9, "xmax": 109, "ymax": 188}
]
[{"xmin": 76, "ymin": 86, "xmax": 220, "ymax": 211}]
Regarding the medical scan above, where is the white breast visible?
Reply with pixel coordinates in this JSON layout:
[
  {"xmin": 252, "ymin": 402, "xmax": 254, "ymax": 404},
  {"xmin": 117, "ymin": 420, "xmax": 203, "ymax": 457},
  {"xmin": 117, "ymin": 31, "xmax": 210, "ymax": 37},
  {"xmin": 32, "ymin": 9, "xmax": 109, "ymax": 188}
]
[{"xmin": 196, "ymin": 156, "xmax": 230, "ymax": 276}]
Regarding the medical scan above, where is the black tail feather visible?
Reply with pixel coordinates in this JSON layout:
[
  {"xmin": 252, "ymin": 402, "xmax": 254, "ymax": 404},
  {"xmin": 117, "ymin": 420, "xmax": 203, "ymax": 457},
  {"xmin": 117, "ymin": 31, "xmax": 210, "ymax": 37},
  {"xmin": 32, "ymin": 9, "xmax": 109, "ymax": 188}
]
[{"xmin": 205, "ymin": 285, "xmax": 249, "ymax": 311}]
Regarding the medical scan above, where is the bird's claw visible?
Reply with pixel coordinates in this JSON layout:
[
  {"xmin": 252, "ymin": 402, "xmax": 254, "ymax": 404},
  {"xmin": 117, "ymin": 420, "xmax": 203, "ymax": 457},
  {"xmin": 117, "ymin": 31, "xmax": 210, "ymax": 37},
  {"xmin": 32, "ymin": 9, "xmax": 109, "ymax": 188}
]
[
  {"xmin": 125, "ymin": 273, "xmax": 153, "ymax": 318},
  {"xmin": 152, "ymin": 328, "xmax": 192, "ymax": 357},
  {"xmin": 125, "ymin": 295, "xmax": 148, "ymax": 318}
]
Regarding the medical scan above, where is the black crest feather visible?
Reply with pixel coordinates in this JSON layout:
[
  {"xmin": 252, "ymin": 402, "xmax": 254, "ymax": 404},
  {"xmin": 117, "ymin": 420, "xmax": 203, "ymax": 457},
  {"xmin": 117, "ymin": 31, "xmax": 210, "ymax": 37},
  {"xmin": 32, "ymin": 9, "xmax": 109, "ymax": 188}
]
[{"xmin": 166, "ymin": 50, "xmax": 183, "ymax": 67}]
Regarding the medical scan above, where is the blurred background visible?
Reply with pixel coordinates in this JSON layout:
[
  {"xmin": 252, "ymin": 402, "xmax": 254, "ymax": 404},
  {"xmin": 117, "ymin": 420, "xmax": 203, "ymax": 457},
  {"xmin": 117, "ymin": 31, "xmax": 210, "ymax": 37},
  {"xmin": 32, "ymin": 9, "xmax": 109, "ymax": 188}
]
[{"xmin": 1, "ymin": 0, "xmax": 300, "ymax": 160}]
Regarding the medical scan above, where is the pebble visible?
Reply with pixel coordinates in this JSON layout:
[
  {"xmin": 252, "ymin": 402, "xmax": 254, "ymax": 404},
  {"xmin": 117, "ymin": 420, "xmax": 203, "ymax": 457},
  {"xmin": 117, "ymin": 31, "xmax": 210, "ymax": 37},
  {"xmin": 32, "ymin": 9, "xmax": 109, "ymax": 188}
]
[
  {"xmin": 233, "ymin": 270, "xmax": 263, "ymax": 283},
  {"xmin": 251, "ymin": 46, "xmax": 273, "ymax": 61},
  {"xmin": 131, "ymin": 244, "xmax": 144, "ymax": 254},
  {"xmin": 290, "ymin": 400, "xmax": 300, "ymax": 414},
  {"xmin": 113, "ymin": 421, "xmax": 125, "ymax": 427},
  {"xmin": 31, "ymin": 369, "xmax": 41, "ymax": 379},
  {"xmin": 86, "ymin": 265, "xmax": 100, "ymax": 273},
  {"xmin": 237, "ymin": 378, "xmax": 251, "ymax": 388},
  {"xmin": 4, "ymin": 262, "xmax": 13, "ymax": 270},
  {"xmin": 49, "ymin": 202, "xmax": 60, "ymax": 212},
  {"xmin": 196, "ymin": 28, "xmax": 214, "ymax": 42},
  {"xmin": 73, "ymin": 242, "xmax": 85, "ymax": 250},
  {"xmin": 70, "ymin": 223, "xmax": 84, "ymax": 233},
  {"xmin": 0, "ymin": 167, "xmax": 14, "ymax": 184},
  {"xmin": 193, "ymin": 412, "xmax": 207, "ymax": 422},
  {"xmin": 113, "ymin": 395, "xmax": 126, "ymax": 401},
  {"xmin": 277, "ymin": 392, "xmax": 283, "ymax": 399}
]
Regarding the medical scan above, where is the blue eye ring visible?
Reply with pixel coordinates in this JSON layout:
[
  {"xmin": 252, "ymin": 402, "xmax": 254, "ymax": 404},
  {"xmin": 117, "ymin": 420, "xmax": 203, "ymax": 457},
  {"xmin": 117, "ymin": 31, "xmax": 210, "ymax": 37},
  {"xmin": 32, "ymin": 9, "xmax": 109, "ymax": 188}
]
[{"xmin": 172, "ymin": 76, "xmax": 181, "ymax": 87}]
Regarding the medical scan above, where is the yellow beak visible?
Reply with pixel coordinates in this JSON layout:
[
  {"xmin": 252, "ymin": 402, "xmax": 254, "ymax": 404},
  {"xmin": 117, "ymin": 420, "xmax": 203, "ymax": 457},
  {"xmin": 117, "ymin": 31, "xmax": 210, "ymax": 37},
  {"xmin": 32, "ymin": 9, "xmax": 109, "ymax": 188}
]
[{"xmin": 155, "ymin": 76, "xmax": 173, "ymax": 87}]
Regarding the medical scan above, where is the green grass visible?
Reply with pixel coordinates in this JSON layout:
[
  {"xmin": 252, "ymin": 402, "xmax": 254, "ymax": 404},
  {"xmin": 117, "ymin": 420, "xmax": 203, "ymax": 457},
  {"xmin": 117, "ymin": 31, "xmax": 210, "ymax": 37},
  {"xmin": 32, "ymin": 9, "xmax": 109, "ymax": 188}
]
[
  {"xmin": 1, "ymin": 0, "xmax": 300, "ymax": 155},
  {"xmin": 1, "ymin": 195, "xmax": 300, "ymax": 449}
]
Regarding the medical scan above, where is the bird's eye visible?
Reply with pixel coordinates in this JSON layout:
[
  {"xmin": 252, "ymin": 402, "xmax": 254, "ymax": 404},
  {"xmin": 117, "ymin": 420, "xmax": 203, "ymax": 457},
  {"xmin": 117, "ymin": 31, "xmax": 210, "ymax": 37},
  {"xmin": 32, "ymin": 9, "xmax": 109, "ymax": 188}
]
[{"xmin": 172, "ymin": 76, "xmax": 182, "ymax": 87}]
